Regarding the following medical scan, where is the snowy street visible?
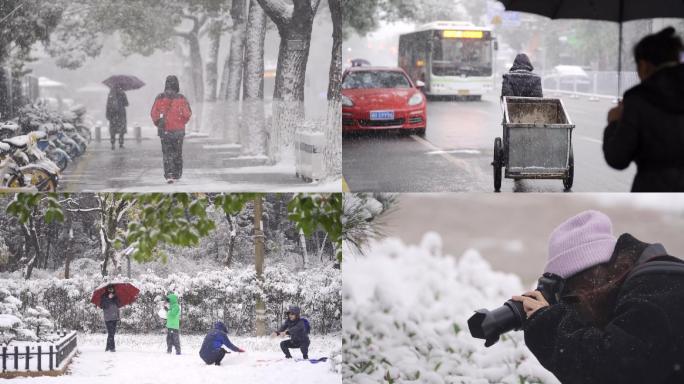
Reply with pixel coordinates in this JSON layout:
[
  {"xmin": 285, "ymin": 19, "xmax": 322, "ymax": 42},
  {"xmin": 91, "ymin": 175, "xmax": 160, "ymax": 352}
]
[
  {"xmin": 9, "ymin": 334, "xmax": 341, "ymax": 384},
  {"xmin": 59, "ymin": 137, "xmax": 340, "ymax": 192}
]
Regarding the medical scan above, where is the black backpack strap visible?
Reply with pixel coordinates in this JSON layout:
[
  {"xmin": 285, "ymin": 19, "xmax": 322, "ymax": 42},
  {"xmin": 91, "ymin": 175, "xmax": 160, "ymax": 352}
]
[{"xmin": 626, "ymin": 243, "xmax": 684, "ymax": 282}]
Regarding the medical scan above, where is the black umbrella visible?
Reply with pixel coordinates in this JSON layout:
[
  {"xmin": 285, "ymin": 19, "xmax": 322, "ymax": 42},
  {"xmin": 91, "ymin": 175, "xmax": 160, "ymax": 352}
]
[
  {"xmin": 103, "ymin": 75, "xmax": 146, "ymax": 91},
  {"xmin": 498, "ymin": 0, "xmax": 684, "ymax": 95}
]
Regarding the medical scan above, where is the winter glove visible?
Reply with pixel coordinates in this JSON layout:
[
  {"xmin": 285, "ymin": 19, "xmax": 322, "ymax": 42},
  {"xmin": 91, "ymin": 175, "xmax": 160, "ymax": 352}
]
[{"xmin": 237, "ymin": 348, "xmax": 245, "ymax": 353}]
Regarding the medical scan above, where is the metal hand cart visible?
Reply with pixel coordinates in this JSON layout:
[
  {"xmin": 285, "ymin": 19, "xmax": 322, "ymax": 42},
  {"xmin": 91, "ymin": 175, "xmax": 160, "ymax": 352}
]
[{"xmin": 493, "ymin": 97, "xmax": 575, "ymax": 192}]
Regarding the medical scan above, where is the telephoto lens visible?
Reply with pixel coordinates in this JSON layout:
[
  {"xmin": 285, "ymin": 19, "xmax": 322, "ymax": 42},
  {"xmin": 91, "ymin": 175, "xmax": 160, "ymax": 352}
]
[
  {"xmin": 467, "ymin": 299, "xmax": 526, "ymax": 347},
  {"xmin": 467, "ymin": 273, "xmax": 565, "ymax": 347}
]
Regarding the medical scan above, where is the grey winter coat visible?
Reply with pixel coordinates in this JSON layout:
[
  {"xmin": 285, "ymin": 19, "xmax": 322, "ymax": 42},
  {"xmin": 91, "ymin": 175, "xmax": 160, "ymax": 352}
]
[
  {"xmin": 501, "ymin": 54, "xmax": 543, "ymax": 98},
  {"xmin": 278, "ymin": 318, "xmax": 310, "ymax": 346},
  {"xmin": 106, "ymin": 89, "xmax": 128, "ymax": 134},
  {"xmin": 603, "ymin": 64, "xmax": 684, "ymax": 192},
  {"xmin": 101, "ymin": 294, "xmax": 120, "ymax": 321}
]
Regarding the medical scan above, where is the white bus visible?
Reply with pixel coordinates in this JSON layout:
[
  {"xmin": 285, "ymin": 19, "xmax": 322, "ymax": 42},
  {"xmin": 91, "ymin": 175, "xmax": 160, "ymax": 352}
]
[{"xmin": 399, "ymin": 21, "xmax": 497, "ymax": 99}]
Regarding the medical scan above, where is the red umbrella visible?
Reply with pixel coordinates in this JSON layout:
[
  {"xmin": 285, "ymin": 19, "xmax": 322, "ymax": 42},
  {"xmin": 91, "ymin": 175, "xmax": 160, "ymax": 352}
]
[
  {"xmin": 102, "ymin": 75, "xmax": 145, "ymax": 91},
  {"xmin": 91, "ymin": 282, "xmax": 140, "ymax": 308}
]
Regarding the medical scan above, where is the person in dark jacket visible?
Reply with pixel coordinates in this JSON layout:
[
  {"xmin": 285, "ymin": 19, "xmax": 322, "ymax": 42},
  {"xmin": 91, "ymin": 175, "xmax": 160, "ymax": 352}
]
[
  {"xmin": 199, "ymin": 322, "xmax": 244, "ymax": 365},
  {"xmin": 100, "ymin": 285, "xmax": 120, "ymax": 352},
  {"xmin": 512, "ymin": 211, "xmax": 684, "ymax": 384},
  {"xmin": 501, "ymin": 53, "xmax": 543, "ymax": 98},
  {"xmin": 273, "ymin": 305, "xmax": 310, "ymax": 359},
  {"xmin": 603, "ymin": 27, "xmax": 684, "ymax": 192},
  {"xmin": 106, "ymin": 86, "xmax": 128, "ymax": 150},
  {"xmin": 150, "ymin": 75, "xmax": 192, "ymax": 184}
]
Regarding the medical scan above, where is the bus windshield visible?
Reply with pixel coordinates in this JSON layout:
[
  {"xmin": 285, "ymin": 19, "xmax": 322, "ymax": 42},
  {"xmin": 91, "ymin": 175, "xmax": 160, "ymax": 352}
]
[
  {"xmin": 342, "ymin": 71, "xmax": 412, "ymax": 89},
  {"xmin": 431, "ymin": 36, "xmax": 492, "ymax": 77}
]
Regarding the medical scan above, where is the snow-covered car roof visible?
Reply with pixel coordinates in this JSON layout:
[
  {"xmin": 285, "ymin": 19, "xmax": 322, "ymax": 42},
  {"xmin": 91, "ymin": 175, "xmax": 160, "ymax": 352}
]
[
  {"xmin": 345, "ymin": 66, "xmax": 406, "ymax": 73},
  {"xmin": 553, "ymin": 65, "xmax": 589, "ymax": 78}
]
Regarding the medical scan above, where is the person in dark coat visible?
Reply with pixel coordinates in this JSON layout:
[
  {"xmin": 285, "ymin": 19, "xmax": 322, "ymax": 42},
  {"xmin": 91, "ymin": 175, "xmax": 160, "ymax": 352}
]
[
  {"xmin": 106, "ymin": 86, "xmax": 128, "ymax": 150},
  {"xmin": 199, "ymin": 322, "xmax": 244, "ymax": 365},
  {"xmin": 603, "ymin": 27, "xmax": 684, "ymax": 192},
  {"xmin": 100, "ymin": 285, "xmax": 120, "ymax": 352},
  {"xmin": 512, "ymin": 211, "xmax": 684, "ymax": 384},
  {"xmin": 501, "ymin": 53, "xmax": 543, "ymax": 98},
  {"xmin": 150, "ymin": 75, "xmax": 192, "ymax": 183},
  {"xmin": 273, "ymin": 305, "xmax": 310, "ymax": 359}
]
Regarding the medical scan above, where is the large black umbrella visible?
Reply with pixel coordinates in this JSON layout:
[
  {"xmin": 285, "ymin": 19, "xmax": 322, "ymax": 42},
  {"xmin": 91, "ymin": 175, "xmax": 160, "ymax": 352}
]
[
  {"xmin": 103, "ymin": 75, "xmax": 146, "ymax": 91},
  {"xmin": 498, "ymin": 0, "xmax": 684, "ymax": 95}
]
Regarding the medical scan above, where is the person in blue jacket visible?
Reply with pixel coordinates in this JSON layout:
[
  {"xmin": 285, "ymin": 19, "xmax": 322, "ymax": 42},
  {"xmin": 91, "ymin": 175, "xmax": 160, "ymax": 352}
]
[
  {"xmin": 199, "ymin": 322, "xmax": 244, "ymax": 365},
  {"xmin": 273, "ymin": 306, "xmax": 310, "ymax": 359}
]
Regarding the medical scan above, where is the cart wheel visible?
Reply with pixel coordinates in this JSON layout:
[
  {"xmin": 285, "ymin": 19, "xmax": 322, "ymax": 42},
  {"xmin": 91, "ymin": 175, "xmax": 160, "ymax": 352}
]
[
  {"xmin": 493, "ymin": 137, "xmax": 503, "ymax": 192},
  {"xmin": 564, "ymin": 150, "xmax": 574, "ymax": 191}
]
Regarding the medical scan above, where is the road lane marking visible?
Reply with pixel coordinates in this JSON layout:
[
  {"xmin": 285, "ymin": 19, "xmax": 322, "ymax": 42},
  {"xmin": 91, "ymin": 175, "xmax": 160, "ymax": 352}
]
[
  {"xmin": 426, "ymin": 149, "xmax": 481, "ymax": 155},
  {"xmin": 577, "ymin": 135, "xmax": 603, "ymax": 145},
  {"xmin": 410, "ymin": 135, "xmax": 487, "ymax": 183}
]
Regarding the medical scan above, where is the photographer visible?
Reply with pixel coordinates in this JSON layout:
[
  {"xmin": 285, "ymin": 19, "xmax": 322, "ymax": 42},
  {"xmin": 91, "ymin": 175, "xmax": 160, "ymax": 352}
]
[{"xmin": 512, "ymin": 211, "xmax": 684, "ymax": 384}]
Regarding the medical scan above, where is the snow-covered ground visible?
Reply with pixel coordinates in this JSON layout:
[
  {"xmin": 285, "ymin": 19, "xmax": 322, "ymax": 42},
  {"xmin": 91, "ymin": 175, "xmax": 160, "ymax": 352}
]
[
  {"xmin": 8, "ymin": 334, "xmax": 341, "ymax": 383},
  {"xmin": 343, "ymin": 233, "xmax": 560, "ymax": 384}
]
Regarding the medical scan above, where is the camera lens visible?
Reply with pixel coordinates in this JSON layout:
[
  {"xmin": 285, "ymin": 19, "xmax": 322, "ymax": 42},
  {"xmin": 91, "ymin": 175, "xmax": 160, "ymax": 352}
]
[{"xmin": 467, "ymin": 299, "xmax": 526, "ymax": 347}]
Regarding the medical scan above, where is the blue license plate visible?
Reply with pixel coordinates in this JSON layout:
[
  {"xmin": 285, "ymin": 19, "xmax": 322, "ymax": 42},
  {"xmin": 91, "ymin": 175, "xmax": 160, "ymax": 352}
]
[{"xmin": 370, "ymin": 111, "xmax": 395, "ymax": 121}]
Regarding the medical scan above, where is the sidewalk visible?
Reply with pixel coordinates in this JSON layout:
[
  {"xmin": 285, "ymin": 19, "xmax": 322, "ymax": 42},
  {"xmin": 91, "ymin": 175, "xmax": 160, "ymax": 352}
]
[{"xmin": 58, "ymin": 138, "xmax": 332, "ymax": 192}]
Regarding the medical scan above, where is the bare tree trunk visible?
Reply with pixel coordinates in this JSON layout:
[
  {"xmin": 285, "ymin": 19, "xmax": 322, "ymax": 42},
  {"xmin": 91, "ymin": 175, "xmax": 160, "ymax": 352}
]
[
  {"xmin": 225, "ymin": 214, "xmax": 236, "ymax": 267},
  {"xmin": 220, "ymin": 0, "xmax": 248, "ymax": 101},
  {"xmin": 22, "ymin": 216, "xmax": 41, "ymax": 280},
  {"xmin": 324, "ymin": 0, "xmax": 342, "ymax": 179},
  {"xmin": 205, "ymin": 21, "xmax": 223, "ymax": 102},
  {"xmin": 242, "ymin": 0, "xmax": 268, "ymax": 156},
  {"xmin": 256, "ymin": 0, "xmax": 321, "ymax": 161},
  {"xmin": 299, "ymin": 228, "xmax": 308, "ymax": 268},
  {"xmin": 217, "ymin": 0, "xmax": 248, "ymax": 143},
  {"xmin": 327, "ymin": 0, "xmax": 342, "ymax": 102},
  {"xmin": 64, "ymin": 224, "xmax": 74, "ymax": 279},
  {"xmin": 254, "ymin": 196, "xmax": 266, "ymax": 336}
]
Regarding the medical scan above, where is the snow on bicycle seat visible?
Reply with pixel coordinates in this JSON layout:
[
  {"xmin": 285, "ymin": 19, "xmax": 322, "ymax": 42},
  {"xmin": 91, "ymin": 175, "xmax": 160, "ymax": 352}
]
[{"xmin": 2, "ymin": 135, "xmax": 29, "ymax": 149}]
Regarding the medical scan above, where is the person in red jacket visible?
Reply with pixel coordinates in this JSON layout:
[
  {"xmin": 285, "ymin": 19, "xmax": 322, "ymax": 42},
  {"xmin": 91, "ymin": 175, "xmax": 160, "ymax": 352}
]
[{"xmin": 150, "ymin": 75, "xmax": 192, "ymax": 183}]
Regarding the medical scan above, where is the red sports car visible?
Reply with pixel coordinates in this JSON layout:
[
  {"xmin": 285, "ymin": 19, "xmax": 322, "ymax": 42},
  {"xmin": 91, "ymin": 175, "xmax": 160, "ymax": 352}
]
[{"xmin": 342, "ymin": 67, "xmax": 427, "ymax": 135}]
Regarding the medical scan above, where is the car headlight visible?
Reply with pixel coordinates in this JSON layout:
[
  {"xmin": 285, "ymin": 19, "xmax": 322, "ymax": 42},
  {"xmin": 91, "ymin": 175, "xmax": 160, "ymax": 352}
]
[
  {"xmin": 342, "ymin": 95, "xmax": 354, "ymax": 107},
  {"xmin": 408, "ymin": 93, "xmax": 424, "ymax": 106}
]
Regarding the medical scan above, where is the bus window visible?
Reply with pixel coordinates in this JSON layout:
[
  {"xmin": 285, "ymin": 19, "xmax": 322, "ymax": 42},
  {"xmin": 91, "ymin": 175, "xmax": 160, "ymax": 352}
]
[{"xmin": 431, "ymin": 34, "xmax": 493, "ymax": 77}]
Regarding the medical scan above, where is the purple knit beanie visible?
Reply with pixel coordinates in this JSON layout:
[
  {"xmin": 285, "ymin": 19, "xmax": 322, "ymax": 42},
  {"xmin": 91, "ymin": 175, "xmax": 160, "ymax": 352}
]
[{"xmin": 545, "ymin": 210, "xmax": 618, "ymax": 279}]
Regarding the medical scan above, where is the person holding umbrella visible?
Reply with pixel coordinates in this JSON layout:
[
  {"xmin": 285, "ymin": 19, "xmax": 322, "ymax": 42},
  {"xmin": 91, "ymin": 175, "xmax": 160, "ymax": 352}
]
[
  {"xmin": 100, "ymin": 285, "xmax": 120, "ymax": 352},
  {"xmin": 103, "ymin": 75, "xmax": 145, "ymax": 151},
  {"xmin": 105, "ymin": 86, "xmax": 128, "ymax": 150},
  {"xmin": 603, "ymin": 27, "xmax": 684, "ymax": 191},
  {"xmin": 150, "ymin": 75, "xmax": 192, "ymax": 183},
  {"xmin": 91, "ymin": 282, "xmax": 139, "ymax": 353}
]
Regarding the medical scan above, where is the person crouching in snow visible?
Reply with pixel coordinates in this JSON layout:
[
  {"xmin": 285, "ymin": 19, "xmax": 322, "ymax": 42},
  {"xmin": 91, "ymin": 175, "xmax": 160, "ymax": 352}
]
[
  {"xmin": 273, "ymin": 306, "xmax": 310, "ymax": 360},
  {"xmin": 199, "ymin": 322, "xmax": 244, "ymax": 365},
  {"xmin": 165, "ymin": 292, "xmax": 181, "ymax": 355},
  {"xmin": 512, "ymin": 210, "xmax": 684, "ymax": 384}
]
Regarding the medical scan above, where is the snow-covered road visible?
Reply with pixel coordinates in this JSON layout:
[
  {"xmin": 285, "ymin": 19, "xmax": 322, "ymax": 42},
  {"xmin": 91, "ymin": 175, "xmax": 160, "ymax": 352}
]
[{"xmin": 9, "ymin": 334, "xmax": 341, "ymax": 384}]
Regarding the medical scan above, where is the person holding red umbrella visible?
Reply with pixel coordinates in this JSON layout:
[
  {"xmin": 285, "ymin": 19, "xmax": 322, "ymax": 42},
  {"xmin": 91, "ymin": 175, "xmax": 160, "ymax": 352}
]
[
  {"xmin": 92, "ymin": 282, "xmax": 139, "ymax": 352},
  {"xmin": 100, "ymin": 285, "xmax": 120, "ymax": 352}
]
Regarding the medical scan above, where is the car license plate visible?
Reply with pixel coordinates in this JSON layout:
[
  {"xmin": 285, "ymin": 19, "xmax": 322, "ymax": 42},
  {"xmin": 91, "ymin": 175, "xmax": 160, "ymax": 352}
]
[
  {"xmin": 458, "ymin": 90, "xmax": 470, "ymax": 95},
  {"xmin": 370, "ymin": 111, "xmax": 395, "ymax": 121}
]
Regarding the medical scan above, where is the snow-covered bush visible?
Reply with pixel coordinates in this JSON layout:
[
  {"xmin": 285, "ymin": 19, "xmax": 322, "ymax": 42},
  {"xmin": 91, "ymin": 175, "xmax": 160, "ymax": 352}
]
[
  {"xmin": 0, "ymin": 288, "xmax": 58, "ymax": 344},
  {"xmin": 343, "ymin": 234, "xmax": 560, "ymax": 384},
  {"xmin": 0, "ymin": 264, "xmax": 341, "ymax": 336}
]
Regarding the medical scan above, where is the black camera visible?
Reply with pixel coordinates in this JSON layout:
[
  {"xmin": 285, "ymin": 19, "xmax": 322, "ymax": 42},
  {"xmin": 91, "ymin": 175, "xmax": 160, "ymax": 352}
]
[{"xmin": 467, "ymin": 273, "xmax": 565, "ymax": 347}]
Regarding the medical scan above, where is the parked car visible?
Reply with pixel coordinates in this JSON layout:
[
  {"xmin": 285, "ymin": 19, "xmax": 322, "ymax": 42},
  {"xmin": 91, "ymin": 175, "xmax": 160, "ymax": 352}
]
[
  {"xmin": 543, "ymin": 65, "xmax": 591, "ymax": 92},
  {"xmin": 342, "ymin": 66, "xmax": 427, "ymax": 136}
]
